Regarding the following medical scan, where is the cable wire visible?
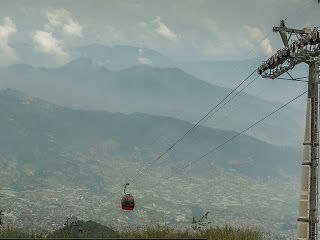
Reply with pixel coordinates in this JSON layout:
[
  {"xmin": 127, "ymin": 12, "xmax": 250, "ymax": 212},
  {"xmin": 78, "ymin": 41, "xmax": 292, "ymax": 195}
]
[
  {"xmin": 141, "ymin": 74, "xmax": 262, "ymax": 178},
  {"xmin": 115, "ymin": 0, "xmax": 313, "ymax": 196},
  {"xmin": 128, "ymin": 68, "xmax": 258, "ymax": 184},
  {"xmin": 155, "ymin": 90, "xmax": 307, "ymax": 184}
]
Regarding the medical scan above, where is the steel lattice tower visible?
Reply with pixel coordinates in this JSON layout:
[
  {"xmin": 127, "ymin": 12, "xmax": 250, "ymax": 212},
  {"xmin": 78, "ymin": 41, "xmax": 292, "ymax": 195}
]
[
  {"xmin": 297, "ymin": 61, "xmax": 319, "ymax": 240},
  {"xmin": 258, "ymin": 21, "xmax": 320, "ymax": 240}
]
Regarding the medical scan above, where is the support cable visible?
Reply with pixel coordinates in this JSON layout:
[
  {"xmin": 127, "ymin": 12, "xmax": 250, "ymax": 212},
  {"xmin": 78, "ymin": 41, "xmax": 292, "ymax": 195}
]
[
  {"xmin": 112, "ymin": 0, "xmax": 313, "ymax": 201},
  {"xmin": 150, "ymin": 75, "xmax": 261, "ymax": 174},
  {"xmin": 152, "ymin": 90, "xmax": 308, "ymax": 185},
  {"xmin": 128, "ymin": 68, "xmax": 258, "ymax": 185},
  {"xmin": 129, "ymin": 0, "xmax": 314, "ymax": 186}
]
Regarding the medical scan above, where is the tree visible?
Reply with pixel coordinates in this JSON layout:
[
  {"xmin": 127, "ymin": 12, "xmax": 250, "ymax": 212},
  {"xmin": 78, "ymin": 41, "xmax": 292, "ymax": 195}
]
[{"xmin": 191, "ymin": 211, "xmax": 211, "ymax": 230}]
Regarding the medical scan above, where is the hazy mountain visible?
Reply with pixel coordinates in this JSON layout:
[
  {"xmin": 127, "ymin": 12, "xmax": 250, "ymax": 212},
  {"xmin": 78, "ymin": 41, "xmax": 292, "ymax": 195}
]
[
  {"xmin": 0, "ymin": 89, "xmax": 300, "ymax": 184},
  {"xmin": 9, "ymin": 43, "xmax": 177, "ymax": 70},
  {"xmin": 0, "ymin": 89, "xmax": 300, "ymax": 234},
  {"xmin": 10, "ymin": 43, "xmax": 307, "ymax": 107},
  {"xmin": 8, "ymin": 42, "xmax": 307, "ymax": 112},
  {"xmin": 0, "ymin": 60, "xmax": 305, "ymax": 146},
  {"xmin": 73, "ymin": 44, "xmax": 178, "ymax": 70},
  {"xmin": 180, "ymin": 59, "xmax": 308, "ymax": 106}
]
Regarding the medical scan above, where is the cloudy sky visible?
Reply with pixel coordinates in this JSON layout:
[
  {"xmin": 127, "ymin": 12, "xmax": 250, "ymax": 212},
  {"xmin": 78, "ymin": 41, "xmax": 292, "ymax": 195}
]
[{"xmin": 0, "ymin": 0, "xmax": 319, "ymax": 64}]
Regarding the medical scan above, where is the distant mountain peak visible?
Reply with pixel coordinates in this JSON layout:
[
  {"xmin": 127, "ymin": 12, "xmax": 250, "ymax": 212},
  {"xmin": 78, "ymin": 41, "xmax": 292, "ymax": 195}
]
[
  {"xmin": 74, "ymin": 44, "xmax": 177, "ymax": 70},
  {"xmin": 61, "ymin": 58, "xmax": 110, "ymax": 71},
  {"xmin": 7, "ymin": 63, "xmax": 34, "ymax": 71}
]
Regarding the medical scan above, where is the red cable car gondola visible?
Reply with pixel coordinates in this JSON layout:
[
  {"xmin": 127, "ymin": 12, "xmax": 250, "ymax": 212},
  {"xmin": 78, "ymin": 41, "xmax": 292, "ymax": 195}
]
[{"xmin": 121, "ymin": 183, "xmax": 135, "ymax": 211}]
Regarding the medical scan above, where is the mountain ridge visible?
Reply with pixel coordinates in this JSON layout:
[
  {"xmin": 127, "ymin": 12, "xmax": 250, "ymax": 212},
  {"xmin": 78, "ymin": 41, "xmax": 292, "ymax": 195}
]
[
  {"xmin": 0, "ymin": 88, "xmax": 300, "ymax": 181},
  {"xmin": 0, "ymin": 88, "xmax": 300, "ymax": 234},
  {"xmin": 0, "ymin": 59, "xmax": 305, "ymax": 146}
]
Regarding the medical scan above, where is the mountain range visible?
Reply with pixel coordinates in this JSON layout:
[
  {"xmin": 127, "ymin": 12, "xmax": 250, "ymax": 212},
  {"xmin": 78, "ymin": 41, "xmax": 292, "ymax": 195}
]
[
  {"xmin": 179, "ymin": 59, "xmax": 308, "ymax": 106},
  {"xmin": 0, "ymin": 88, "xmax": 301, "ymax": 235},
  {"xmin": 10, "ymin": 43, "xmax": 308, "ymax": 106},
  {"xmin": 0, "ymin": 40, "xmax": 306, "ymax": 238},
  {"xmin": 0, "ymin": 88, "xmax": 300, "ymax": 188},
  {"xmin": 0, "ymin": 55, "xmax": 305, "ymax": 146}
]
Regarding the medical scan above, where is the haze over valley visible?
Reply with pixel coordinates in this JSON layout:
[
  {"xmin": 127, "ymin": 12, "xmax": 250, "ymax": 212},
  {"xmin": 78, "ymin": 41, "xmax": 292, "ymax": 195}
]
[{"xmin": 0, "ymin": 0, "xmax": 318, "ymax": 238}]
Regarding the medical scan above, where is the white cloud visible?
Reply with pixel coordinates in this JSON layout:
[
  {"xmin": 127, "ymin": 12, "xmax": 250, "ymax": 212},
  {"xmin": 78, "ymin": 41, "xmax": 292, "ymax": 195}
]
[
  {"xmin": 30, "ymin": 8, "xmax": 81, "ymax": 60},
  {"xmin": 260, "ymin": 39, "xmax": 273, "ymax": 56},
  {"xmin": 244, "ymin": 25, "xmax": 264, "ymax": 40},
  {"xmin": 0, "ymin": 17, "xmax": 19, "ymax": 64},
  {"xmin": 32, "ymin": 30, "xmax": 69, "ymax": 58},
  {"xmin": 137, "ymin": 16, "xmax": 179, "ymax": 45},
  {"xmin": 45, "ymin": 8, "xmax": 83, "ymax": 37},
  {"xmin": 62, "ymin": 20, "xmax": 82, "ymax": 37},
  {"xmin": 152, "ymin": 16, "xmax": 178, "ymax": 41},
  {"xmin": 137, "ymin": 48, "xmax": 152, "ymax": 65},
  {"xmin": 243, "ymin": 25, "xmax": 273, "ymax": 56},
  {"xmin": 138, "ymin": 57, "xmax": 152, "ymax": 65}
]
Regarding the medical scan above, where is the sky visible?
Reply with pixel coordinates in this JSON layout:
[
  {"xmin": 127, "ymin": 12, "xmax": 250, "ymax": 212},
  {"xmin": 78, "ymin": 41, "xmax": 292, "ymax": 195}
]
[{"xmin": 0, "ymin": 0, "xmax": 319, "ymax": 64}]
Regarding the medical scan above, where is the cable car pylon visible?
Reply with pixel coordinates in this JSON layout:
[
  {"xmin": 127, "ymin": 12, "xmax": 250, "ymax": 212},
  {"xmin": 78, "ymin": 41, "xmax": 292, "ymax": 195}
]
[{"xmin": 258, "ymin": 20, "xmax": 320, "ymax": 240}]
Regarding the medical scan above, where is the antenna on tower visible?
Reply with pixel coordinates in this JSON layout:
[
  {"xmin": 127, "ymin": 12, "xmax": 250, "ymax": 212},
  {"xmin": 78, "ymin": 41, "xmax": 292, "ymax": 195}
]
[{"xmin": 277, "ymin": 20, "xmax": 289, "ymax": 47}]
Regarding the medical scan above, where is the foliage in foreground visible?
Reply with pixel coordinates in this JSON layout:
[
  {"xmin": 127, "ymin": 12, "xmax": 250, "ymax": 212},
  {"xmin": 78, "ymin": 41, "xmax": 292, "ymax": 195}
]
[
  {"xmin": 121, "ymin": 225, "xmax": 263, "ymax": 240},
  {"xmin": 0, "ymin": 228, "xmax": 41, "ymax": 239},
  {"xmin": 0, "ymin": 224, "xmax": 264, "ymax": 240},
  {"xmin": 47, "ymin": 220, "xmax": 120, "ymax": 238}
]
